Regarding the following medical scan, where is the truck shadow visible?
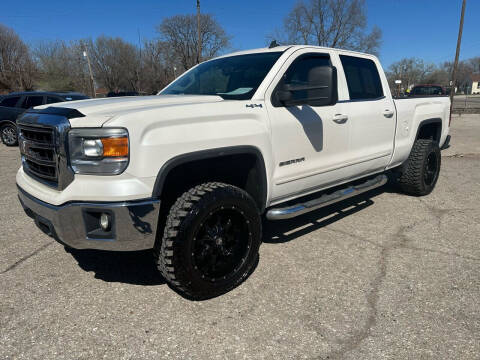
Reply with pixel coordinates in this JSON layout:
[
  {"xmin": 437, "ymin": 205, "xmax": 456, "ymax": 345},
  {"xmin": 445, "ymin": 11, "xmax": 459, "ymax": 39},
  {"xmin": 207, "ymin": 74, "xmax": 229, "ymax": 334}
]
[
  {"xmin": 65, "ymin": 247, "xmax": 166, "ymax": 286},
  {"xmin": 65, "ymin": 176, "xmax": 398, "ymax": 288},
  {"xmin": 262, "ymin": 177, "xmax": 397, "ymax": 244}
]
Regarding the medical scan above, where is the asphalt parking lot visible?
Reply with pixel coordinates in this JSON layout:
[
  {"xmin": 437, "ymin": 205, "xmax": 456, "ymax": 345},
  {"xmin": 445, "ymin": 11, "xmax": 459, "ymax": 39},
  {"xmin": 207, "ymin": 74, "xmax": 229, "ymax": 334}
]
[{"xmin": 1, "ymin": 115, "xmax": 479, "ymax": 359}]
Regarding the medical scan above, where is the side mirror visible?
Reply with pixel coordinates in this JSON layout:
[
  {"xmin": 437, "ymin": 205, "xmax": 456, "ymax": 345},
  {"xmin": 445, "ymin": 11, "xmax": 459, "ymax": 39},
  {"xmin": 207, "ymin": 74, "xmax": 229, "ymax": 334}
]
[{"xmin": 278, "ymin": 66, "xmax": 338, "ymax": 107}]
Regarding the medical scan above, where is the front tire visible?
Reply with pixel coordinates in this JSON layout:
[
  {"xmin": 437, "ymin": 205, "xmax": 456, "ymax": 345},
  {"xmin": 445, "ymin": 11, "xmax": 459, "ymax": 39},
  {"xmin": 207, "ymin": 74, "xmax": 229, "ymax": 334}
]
[
  {"xmin": 154, "ymin": 182, "xmax": 262, "ymax": 300},
  {"xmin": 397, "ymin": 139, "xmax": 441, "ymax": 196},
  {"xmin": 1, "ymin": 123, "xmax": 18, "ymax": 146}
]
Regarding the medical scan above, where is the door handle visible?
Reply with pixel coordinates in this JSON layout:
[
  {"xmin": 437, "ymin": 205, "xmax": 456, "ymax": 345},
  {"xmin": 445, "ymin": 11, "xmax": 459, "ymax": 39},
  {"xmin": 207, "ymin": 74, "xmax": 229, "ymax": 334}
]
[
  {"xmin": 333, "ymin": 114, "xmax": 348, "ymax": 123},
  {"xmin": 383, "ymin": 109, "xmax": 394, "ymax": 118}
]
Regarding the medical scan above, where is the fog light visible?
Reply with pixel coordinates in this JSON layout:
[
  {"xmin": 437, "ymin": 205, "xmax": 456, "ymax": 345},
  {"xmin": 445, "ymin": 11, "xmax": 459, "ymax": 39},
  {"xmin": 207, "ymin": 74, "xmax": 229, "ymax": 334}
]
[{"xmin": 100, "ymin": 213, "xmax": 111, "ymax": 231}]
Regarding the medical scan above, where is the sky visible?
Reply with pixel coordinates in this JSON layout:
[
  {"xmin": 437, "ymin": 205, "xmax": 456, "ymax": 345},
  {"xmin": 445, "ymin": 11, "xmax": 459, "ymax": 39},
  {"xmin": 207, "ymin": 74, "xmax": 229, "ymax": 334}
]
[{"xmin": 1, "ymin": 0, "xmax": 478, "ymax": 69}]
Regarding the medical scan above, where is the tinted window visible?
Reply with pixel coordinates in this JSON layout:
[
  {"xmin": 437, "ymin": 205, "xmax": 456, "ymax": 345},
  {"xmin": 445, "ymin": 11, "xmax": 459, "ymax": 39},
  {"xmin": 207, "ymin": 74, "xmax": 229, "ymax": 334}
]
[
  {"xmin": 46, "ymin": 96, "xmax": 63, "ymax": 104},
  {"xmin": 412, "ymin": 86, "xmax": 444, "ymax": 96},
  {"xmin": 340, "ymin": 55, "xmax": 383, "ymax": 100},
  {"xmin": 162, "ymin": 52, "xmax": 282, "ymax": 100},
  {"xmin": 21, "ymin": 96, "xmax": 44, "ymax": 109},
  {"xmin": 0, "ymin": 96, "xmax": 21, "ymax": 107},
  {"xmin": 281, "ymin": 55, "xmax": 331, "ymax": 105}
]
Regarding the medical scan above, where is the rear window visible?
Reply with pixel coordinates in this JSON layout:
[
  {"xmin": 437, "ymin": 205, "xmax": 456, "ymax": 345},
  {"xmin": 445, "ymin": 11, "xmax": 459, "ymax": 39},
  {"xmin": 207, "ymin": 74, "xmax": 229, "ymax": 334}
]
[
  {"xmin": 340, "ymin": 55, "xmax": 383, "ymax": 100},
  {"xmin": 0, "ymin": 96, "xmax": 21, "ymax": 107},
  {"xmin": 21, "ymin": 96, "xmax": 44, "ymax": 109}
]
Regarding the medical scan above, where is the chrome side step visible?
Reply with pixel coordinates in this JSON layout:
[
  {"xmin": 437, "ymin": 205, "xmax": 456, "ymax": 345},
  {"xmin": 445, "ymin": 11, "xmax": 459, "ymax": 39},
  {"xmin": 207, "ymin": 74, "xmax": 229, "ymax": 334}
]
[{"xmin": 266, "ymin": 174, "xmax": 388, "ymax": 220}]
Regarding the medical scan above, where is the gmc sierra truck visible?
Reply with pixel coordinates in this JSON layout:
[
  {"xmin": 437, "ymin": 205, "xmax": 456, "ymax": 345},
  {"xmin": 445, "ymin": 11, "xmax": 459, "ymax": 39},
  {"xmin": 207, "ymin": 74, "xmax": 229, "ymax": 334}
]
[{"xmin": 16, "ymin": 45, "xmax": 450, "ymax": 299}]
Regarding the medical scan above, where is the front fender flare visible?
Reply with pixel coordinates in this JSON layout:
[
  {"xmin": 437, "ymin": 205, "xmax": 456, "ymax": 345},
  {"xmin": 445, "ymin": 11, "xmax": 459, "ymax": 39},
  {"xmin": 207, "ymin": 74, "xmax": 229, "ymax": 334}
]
[{"xmin": 152, "ymin": 145, "xmax": 268, "ymax": 212}]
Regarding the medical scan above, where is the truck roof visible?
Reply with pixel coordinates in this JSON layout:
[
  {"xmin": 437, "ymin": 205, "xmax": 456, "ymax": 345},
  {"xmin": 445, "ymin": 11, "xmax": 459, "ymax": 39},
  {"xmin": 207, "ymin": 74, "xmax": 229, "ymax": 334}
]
[{"xmin": 216, "ymin": 45, "xmax": 376, "ymax": 59}]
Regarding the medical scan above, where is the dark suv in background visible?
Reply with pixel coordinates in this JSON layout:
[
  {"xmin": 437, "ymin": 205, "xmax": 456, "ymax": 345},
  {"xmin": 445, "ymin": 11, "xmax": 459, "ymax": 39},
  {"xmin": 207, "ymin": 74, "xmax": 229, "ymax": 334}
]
[
  {"xmin": 409, "ymin": 84, "xmax": 447, "ymax": 96},
  {"xmin": 0, "ymin": 91, "xmax": 89, "ymax": 146}
]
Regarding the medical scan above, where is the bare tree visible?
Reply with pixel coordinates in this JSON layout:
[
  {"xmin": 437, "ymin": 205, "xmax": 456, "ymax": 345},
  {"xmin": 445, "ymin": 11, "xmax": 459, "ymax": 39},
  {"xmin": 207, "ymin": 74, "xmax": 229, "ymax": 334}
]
[
  {"xmin": 441, "ymin": 60, "xmax": 475, "ymax": 92},
  {"xmin": 271, "ymin": 0, "xmax": 382, "ymax": 55},
  {"xmin": 157, "ymin": 14, "xmax": 230, "ymax": 71},
  {"xmin": 86, "ymin": 36, "xmax": 141, "ymax": 92},
  {"xmin": 34, "ymin": 40, "xmax": 90, "ymax": 93},
  {"xmin": 140, "ymin": 39, "xmax": 176, "ymax": 94},
  {"xmin": 386, "ymin": 58, "xmax": 436, "ymax": 90},
  {"xmin": 0, "ymin": 24, "xmax": 36, "ymax": 92},
  {"xmin": 467, "ymin": 57, "xmax": 480, "ymax": 73}
]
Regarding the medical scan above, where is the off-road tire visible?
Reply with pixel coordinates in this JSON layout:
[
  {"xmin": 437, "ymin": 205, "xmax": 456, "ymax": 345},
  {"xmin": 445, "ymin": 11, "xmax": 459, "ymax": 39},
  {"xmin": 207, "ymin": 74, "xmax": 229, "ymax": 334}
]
[
  {"xmin": 1, "ymin": 123, "xmax": 18, "ymax": 146},
  {"xmin": 154, "ymin": 182, "xmax": 262, "ymax": 300},
  {"xmin": 397, "ymin": 139, "xmax": 441, "ymax": 196}
]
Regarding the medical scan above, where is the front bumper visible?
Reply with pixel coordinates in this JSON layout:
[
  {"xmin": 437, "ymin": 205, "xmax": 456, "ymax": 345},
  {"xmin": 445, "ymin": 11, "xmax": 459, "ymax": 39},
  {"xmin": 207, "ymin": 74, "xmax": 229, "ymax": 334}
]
[{"xmin": 18, "ymin": 186, "xmax": 160, "ymax": 251}]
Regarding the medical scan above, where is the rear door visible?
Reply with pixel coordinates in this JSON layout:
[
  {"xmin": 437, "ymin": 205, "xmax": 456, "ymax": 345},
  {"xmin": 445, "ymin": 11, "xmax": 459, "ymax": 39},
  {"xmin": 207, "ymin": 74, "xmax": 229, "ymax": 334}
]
[
  {"xmin": 20, "ymin": 95, "xmax": 45, "ymax": 109},
  {"xmin": 337, "ymin": 54, "xmax": 396, "ymax": 174},
  {"xmin": 0, "ymin": 96, "xmax": 25, "ymax": 121}
]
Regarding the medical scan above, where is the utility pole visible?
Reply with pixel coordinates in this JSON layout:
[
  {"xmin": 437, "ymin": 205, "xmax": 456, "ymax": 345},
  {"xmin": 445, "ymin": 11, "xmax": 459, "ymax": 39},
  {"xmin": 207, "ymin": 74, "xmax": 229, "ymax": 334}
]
[
  {"xmin": 449, "ymin": 0, "xmax": 466, "ymax": 117},
  {"xmin": 82, "ymin": 42, "xmax": 96, "ymax": 98},
  {"xmin": 197, "ymin": 0, "xmax": 201, "ymax": 64}
]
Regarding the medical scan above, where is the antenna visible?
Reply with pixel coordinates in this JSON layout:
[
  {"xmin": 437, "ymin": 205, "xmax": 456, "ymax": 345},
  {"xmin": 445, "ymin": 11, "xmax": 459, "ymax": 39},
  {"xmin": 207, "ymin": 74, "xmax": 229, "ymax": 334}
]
[{"xmin": 269, "ymin": 40, "xmax": 280, "ymax": 49}]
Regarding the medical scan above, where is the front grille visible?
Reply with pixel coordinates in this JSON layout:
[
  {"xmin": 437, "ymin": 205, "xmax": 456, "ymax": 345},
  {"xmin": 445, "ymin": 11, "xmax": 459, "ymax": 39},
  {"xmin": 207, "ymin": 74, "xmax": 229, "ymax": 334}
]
[{"xmin": 18, "ymin": 125, "xmax": 58, "ymax": 186}]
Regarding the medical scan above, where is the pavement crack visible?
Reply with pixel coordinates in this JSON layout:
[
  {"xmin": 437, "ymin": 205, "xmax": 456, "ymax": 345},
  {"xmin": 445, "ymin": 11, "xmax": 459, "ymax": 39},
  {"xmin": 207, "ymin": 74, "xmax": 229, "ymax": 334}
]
[
  {"xmin": 324, "ymin": 223, "xmax": 417, "ymax": 360},
  {"xmin": 1, "ymin": 241, "xmax": 54, "ymax": 274}
]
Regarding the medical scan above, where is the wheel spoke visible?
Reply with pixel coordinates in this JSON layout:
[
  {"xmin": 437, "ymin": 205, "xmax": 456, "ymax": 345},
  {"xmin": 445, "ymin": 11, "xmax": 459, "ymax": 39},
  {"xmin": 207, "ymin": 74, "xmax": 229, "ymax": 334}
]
[{"xmin": 193, "ymin": 208, "xmax": 251, "ymax": 281}]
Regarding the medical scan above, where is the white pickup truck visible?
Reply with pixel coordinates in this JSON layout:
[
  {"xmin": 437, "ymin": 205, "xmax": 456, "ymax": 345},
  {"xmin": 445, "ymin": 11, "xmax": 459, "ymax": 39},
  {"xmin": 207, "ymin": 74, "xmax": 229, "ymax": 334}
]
[{"xmin": 16, "ymin": 45, "xmax": 450, "ymax": 299}]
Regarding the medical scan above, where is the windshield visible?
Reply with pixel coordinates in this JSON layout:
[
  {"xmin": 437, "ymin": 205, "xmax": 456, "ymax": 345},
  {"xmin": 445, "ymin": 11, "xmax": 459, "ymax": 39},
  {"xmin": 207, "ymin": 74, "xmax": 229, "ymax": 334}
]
[{"xmin": 161, "ymin": 52, "xmax": 283, "ymax": 100}]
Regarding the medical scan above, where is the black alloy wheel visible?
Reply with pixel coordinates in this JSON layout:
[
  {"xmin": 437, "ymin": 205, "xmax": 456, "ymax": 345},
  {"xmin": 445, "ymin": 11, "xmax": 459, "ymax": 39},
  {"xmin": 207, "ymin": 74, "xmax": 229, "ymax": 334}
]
[
  {"xmin": 424, "ymin": 151, "xmax": 439, "ymax": 186},
  {"xmin": 397, "ymin": 139, "xmax": 441, "ymax": 196},
  {"xmin": 193, "ymin": 207, "xmax": 252, "ymax": 282},
  {"xmin": 154, "ymin": 182, "xmax": 262, "ymax": 300}
]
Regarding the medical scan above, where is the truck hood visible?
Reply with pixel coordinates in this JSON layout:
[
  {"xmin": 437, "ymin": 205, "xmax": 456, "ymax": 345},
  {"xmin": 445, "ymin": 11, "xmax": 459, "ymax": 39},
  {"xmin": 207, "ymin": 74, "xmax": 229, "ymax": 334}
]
[{"xmin": 36, "ymin": 95, "xmax": 224, "ymax": 127}]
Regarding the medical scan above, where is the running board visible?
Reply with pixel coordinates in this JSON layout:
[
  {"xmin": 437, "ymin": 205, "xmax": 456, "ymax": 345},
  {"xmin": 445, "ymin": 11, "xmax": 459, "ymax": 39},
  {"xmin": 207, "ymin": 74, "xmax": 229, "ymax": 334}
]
[{"xmin": 266, "ymin": 174, "xmax": 388, "ymax": 220}]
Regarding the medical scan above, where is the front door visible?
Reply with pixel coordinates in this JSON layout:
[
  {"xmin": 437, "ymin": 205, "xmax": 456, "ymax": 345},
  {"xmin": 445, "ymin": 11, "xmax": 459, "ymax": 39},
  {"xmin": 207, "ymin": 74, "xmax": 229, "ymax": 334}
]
[{"xmin": 265, "ymin": 49, "xmax": 351, "ymax": 203}]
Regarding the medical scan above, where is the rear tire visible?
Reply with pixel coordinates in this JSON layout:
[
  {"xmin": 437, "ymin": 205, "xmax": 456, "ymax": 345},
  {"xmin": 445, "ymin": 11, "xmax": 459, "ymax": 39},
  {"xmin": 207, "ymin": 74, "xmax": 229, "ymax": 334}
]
[
  {"xmin": 397, "ymin": 139, "xmax": 441, "ymax": 196},
  {"xmin": 154, "ymin": 182, "xmax": 262, "ymax": 300},
  {"xmin": 1, "ymin": 123, "xmax": 18, "ymax": 146}
]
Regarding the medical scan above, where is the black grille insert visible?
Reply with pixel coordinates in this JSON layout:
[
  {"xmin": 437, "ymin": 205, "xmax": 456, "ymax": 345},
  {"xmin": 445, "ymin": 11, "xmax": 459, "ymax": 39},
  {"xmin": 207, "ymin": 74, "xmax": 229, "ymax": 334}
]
[
  {"xmin": 20, "ymin": 126, "xmax": 53, "ymax": 144},
  {"xmin": 19, "ymin": 125, "xmax": 58, "ymax": 186}
]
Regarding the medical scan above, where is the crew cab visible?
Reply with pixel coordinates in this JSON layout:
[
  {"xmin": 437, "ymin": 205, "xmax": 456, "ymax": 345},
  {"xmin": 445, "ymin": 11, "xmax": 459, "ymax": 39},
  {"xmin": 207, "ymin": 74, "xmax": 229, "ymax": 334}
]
[
  {"xmin": 0, "ymin": 92, "xmax": 89, "ymax": 146},
  {"xmin": 16, "ymin": 46, "xmax": 450, "ymax": 299}
]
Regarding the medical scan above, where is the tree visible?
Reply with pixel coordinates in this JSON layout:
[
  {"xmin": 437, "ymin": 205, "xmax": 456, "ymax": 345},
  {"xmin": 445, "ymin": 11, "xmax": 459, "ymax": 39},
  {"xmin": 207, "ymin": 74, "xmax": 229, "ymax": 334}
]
[
  {"xmin": 467, "ymin": 57, "xmax": 480, "ymax": 73},
  {"xmin": 86, "ymin": 36, "xmax": 141, "ymax": 92},
  {"xmin": 34, "ymin": 40, "xmax": 90, "ymax": 93},
  {"xmin": 157, "ymin": 14, "xmax": 230, "ymax": 71},
  {"xmin": 386, "ymin": 58, "xmax": 436, "ymax": 90},
  {"xmin": 0, "ymin": 24, "xmax": 36, "ymax": 92},
  {"xmin": 271, "ymin": 0, "xmax": 382, "ymax": 55},
  {"xmin": 140, "ymin": 39, "xmax": 176, "ymax": 94}
]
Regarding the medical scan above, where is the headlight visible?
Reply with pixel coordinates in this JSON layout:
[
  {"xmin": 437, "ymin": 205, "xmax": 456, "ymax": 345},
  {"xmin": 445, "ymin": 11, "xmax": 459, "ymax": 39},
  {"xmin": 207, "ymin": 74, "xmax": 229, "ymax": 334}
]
[{"xmin": 68, "ymin": 128, "xmax": 129, "ymax": 175}]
